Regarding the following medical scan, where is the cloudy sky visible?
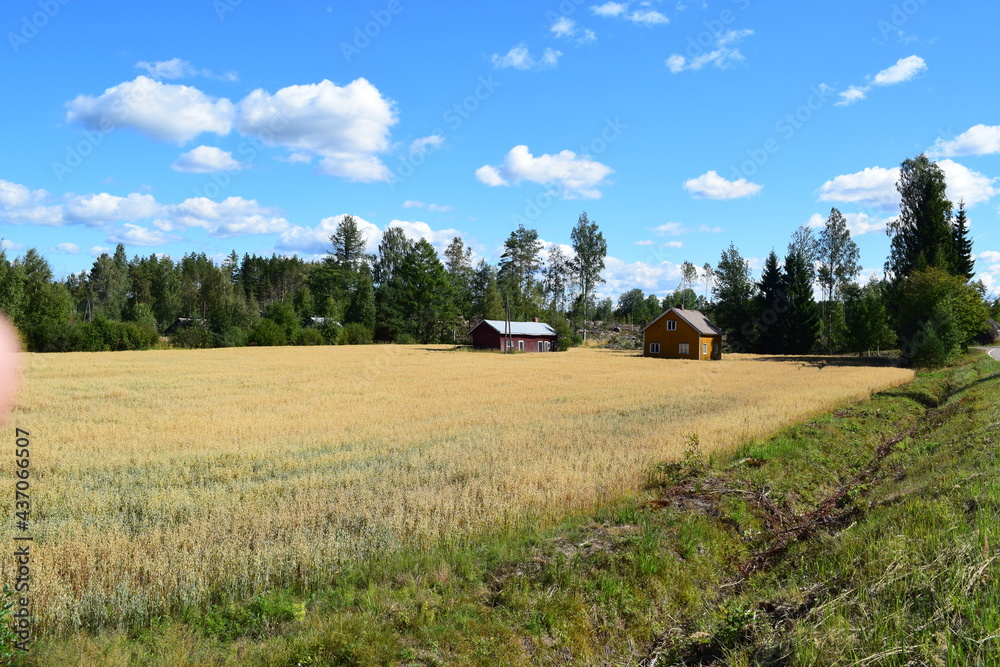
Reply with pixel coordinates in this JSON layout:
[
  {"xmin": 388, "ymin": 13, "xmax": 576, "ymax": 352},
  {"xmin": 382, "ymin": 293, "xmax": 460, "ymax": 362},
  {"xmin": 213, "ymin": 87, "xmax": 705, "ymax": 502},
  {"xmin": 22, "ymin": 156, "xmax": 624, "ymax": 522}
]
[{"xmin": 1, "ymin": 0, "xmax": 998, "ymax": 298}]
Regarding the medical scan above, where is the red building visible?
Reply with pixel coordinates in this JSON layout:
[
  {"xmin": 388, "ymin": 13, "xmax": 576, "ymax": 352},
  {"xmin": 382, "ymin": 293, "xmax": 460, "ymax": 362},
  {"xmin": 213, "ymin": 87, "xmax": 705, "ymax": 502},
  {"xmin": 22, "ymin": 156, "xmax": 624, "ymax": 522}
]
[{"xmin": 469, "ymin": 319, "xmax": 557, "ymax": 352}]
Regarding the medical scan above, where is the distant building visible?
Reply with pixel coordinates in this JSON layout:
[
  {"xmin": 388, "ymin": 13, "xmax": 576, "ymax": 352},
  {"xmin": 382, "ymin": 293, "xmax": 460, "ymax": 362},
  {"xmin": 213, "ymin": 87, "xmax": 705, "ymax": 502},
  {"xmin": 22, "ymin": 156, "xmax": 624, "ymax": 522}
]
[
  {"xmin": 470, "ymin": 319, "xmax": 557, "ymax": 352},
  {"xmin": 642, "ymin": 307, "xmax": 722, "ymax": 360},
  {"xmin": 163, "ymin": 318, "xmax": 206, "ymax": 335}
]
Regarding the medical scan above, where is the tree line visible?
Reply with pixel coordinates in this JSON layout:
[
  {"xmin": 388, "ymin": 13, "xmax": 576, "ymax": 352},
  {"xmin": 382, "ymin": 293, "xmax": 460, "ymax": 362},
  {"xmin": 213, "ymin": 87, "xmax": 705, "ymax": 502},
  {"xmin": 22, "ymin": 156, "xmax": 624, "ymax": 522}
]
[{"xmin": 0, "ymin": 213, "xmax": 608, "ymax": 352}]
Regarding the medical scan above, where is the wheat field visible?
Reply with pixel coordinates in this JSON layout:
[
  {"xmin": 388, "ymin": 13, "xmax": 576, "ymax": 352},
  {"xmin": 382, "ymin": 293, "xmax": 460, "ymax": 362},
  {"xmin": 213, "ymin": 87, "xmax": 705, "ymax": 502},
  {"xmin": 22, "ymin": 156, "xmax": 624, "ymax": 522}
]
[{"xmin": 1, "ymin": 345, "xmax": 912, "ymax": 634}]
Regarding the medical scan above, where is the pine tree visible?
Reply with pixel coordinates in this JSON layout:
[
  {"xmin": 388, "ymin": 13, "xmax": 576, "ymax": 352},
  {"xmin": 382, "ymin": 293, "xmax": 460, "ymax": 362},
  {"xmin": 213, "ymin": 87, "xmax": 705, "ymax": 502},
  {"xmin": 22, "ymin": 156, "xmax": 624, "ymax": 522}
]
[
  {"xmin": 754, "ymin": 250, "xmax": 785, "ymax": 354},
  {"xmin": 780, "ymin": 249, "xmax": 820, "ymax": 354},
  {"xmin": 951, "ymin": 201, "xmax": 975, "ymax": 280}
]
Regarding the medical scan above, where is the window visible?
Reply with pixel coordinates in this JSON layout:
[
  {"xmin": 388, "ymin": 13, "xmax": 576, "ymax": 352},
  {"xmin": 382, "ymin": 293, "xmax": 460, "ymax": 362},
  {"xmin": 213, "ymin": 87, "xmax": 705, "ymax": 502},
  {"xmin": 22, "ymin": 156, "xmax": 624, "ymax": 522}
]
[
  {"xmin": 667, "ymin": 320, "xmax": 677, "ymax": 331},
  {"xmin": 649, "ymin": 343, "xmax": 660, "ymax": 354},
  {"xmin": 679, "ymin": 343, "xmax": 689, "ymax": 355},
  {"xmin": 702, "ymin": 343, "xmax": 708, "ymax": 355},
  {"xmin": 538, "ymin": 341, "xmax": 545, "ymax": 352},
  {"xmin": 506, "ymin": 340, "xmax": 513, "ymax": 349},
  {"xmin": 518, "ymin": 340, "xmax": 525, "ymax": 351}
]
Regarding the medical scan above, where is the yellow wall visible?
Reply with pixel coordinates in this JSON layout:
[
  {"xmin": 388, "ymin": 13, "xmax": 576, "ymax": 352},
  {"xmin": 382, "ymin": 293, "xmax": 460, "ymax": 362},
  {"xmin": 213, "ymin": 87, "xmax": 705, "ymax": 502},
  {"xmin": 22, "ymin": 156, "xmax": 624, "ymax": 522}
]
[{"xmin": 643, "ymin": 312, "xmax": 721, "ymax": 360}]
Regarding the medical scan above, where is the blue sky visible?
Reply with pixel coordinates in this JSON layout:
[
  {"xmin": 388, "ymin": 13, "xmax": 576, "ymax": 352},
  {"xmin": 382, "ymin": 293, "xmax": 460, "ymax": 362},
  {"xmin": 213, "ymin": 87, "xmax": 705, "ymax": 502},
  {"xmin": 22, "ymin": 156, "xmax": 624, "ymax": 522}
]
[{"xmin": 1, "ymin": 0, "xmax": 998, "ymax": 299}]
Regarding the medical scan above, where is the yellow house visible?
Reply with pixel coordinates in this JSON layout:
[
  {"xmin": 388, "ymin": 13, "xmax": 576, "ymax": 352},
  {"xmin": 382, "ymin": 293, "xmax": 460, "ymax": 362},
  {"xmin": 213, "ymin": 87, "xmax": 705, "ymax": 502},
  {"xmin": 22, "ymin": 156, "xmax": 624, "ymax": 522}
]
[{"xmin": 642, "ymin": 307, "xmax": 723, "ymax": 360}]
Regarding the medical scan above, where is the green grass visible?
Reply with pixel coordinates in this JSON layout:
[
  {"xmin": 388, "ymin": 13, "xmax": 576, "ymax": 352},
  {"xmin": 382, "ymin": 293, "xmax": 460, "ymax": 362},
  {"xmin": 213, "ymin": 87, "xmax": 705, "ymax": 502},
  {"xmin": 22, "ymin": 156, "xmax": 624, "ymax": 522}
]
[{"xmin": 17, "ymin": 353, "xmax": 1000, "ymax": 666}]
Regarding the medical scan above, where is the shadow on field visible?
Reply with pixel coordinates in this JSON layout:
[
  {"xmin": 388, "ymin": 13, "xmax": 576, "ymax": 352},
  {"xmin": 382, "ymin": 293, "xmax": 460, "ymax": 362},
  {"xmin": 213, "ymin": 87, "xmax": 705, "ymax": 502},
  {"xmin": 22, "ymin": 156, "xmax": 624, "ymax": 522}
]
[{"xmin": 745, "ymin": 355, "xmax": 900, "ymax": 369}]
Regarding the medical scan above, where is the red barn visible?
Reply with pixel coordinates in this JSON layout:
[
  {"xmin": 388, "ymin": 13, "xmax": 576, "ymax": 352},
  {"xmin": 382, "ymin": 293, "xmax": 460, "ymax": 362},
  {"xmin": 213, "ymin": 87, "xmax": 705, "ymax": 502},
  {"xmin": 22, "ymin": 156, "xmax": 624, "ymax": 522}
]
[{"xmin": 470, "ymin": 319, "xmax": 557, "ymax": 352}]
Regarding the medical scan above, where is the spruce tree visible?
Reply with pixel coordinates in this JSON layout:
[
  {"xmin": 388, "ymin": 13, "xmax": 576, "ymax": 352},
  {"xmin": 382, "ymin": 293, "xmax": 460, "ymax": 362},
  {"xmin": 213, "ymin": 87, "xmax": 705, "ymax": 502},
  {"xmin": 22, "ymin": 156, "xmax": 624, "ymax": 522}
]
[
  {"xmin": 886, "ymin": 154, "xmax": 954, "ymax": 281},
  {"xmin": 755, "ymin": 250, "xmax": 784, "ymax": 354},
  {"xmin": 951, "ymin": 201, "xmax": 975, "ymax": 280},
  {"xmin": 780, "ymin": 249, "xmax": 820, "ymax": 354}
]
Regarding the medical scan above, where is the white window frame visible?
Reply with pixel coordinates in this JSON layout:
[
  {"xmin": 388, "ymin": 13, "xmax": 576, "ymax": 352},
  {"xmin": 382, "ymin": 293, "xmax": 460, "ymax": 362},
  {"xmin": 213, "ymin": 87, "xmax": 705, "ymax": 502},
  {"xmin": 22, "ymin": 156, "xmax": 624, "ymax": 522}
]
[
  {"xmin": 667, "ymin": 320, "xmax": 677, "ymax": 331},
  {"xmin": 538, "ymin": 341, "xmax": 544, "ymax": 352},
  {"xmin": 518, "ymin": 340, "xmax": 525, "ymax": 351},
  {"xmin": 702, "ymin": 343, "xmax": 708, "ymax": 355},
  {"xmin": 679, "ymin": 343, "xmax": 689, "ymax": 355},
  {"xmin": 506, "ymin": 340, "xmax": 513, "ymax": 349},
  {"xmin": 649, "ymin": 342, "xmax": 660, "ymax": 354}
]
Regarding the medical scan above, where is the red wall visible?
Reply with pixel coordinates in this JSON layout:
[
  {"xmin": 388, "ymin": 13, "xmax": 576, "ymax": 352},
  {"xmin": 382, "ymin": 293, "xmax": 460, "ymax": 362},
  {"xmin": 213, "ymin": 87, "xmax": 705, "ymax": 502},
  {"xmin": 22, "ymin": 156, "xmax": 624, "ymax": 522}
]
[{"xmin": 470, "ymin": 325, "xmax": 555, "ymax": 352}]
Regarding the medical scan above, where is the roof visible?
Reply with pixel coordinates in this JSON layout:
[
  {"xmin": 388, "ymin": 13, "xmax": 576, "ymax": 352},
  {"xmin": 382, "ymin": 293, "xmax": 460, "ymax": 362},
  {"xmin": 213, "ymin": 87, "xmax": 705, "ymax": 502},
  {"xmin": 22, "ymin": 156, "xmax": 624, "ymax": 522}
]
[
  {"xmin": 474, "ymin": 319, "xmax": 557, "ymax": 337},
  {"xmin": 642, "ymin": 308, "xmax": 723, "ymax": 336}
]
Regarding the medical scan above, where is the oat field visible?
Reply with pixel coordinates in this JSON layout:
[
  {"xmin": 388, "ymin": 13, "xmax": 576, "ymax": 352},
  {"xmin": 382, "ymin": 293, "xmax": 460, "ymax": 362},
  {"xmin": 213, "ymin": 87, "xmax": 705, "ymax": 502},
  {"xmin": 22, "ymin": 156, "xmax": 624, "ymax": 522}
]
[{"xmin": 2, "ymin": 346, "xmax": 912, "ymax": 635}]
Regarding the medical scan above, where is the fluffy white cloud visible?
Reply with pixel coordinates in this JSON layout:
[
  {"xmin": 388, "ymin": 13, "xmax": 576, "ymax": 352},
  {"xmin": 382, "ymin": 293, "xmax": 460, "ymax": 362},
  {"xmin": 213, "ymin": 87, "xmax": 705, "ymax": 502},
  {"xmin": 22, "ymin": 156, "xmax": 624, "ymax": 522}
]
[
  {"xmin": 89, "ymin": 245, "xmax": 110, "ymax": 257},
  {"xmin": 276, "ymin": 214, "xmax": 381, "ymax": 255},
  {"xmin": 872, "ymin": 55, "xmax": 927, "ymax": 85},
  {"xmin": 551, "ymin": 17, "xmax": 576, "ymax": 37},
  {"xmin": 65, "ymin": 192, "xmax": 161, "ymax": 225},
  {"xmin": 930, "ymin": 124, "xmax": 1000, "ymax": 157},
  {"xmin": 476, "ymin": 145, "xmax": 613, "ymax": 199},
  {"xmin": 683, "ymin": 170, "xmax": 762, "ymax": 199},
  {"xmin": 109, "ymin": 224, "xmax": 178, "ymax": 247},
  {"xmin": 236, "ymin": 78, "xmax": 397, "ymax": 182},
  {"xmin": 491, "ymin": 44, "xmax": 562, "ymax": 71},
  {"xmin": 628, "ymin": 9, "xmax": 669, "ymax": 25},
  {"xmin": 843, "ymin": 211, "xmax": 893, "ymax": 235},
  {"xmin": 661, "ymin": 240, "xmax": 683, "ymax": 248},
  {"xmin": 978, "ymin": 250, "xmax": 1000, "ymax": 264},
  {"xmin": 136, "ymin": 58, "xmax": 238, "ymax": 82},
  {"xmin": 65, "ymin": 76, "xmax": 235, "ymax": 144},
  {"xmin": 938, "ymin": 159, "xmax": 998, "ymax": 206},
  {"xmin": 53, "ymin": 242, "xmax": 80, "ymax": 254},
  {"xmin": 817, "ymin": 166, "xmax": 899, "ymax": 206},
  {"xmin": 168, "ymin": 196, "xmax": 289, "ymax": 237},
  {"xmin": 600, "ymin": 255, "xmax": 681, "ymax": 298},
  {"xmin": 410, "ymin": 134, "xmax": 444, "ymax": 153},
  {"xmin": 634, "ymin": 239, "xmax": 654, "ymax": 246},
  {"xmin": 666, "ymin": 29, "xmax": 753, "ymax": 73},
  {"xmin": 591, "ymin": 2, "xmax": 627, "ymax": 17},
  {"xmin": 171, "ymin": 145, "xmax": 244, "ymax": 173},
  {"xmin": 0, "ymin": 180, "xmax": 46, "ymax": 208},
  {"xmin": 835, "ymin": 55, "xmax": 927, "ymax": 106},
  {"xmin": 387, "ymin": 220, "xmax": 465, "ymax": 254}
]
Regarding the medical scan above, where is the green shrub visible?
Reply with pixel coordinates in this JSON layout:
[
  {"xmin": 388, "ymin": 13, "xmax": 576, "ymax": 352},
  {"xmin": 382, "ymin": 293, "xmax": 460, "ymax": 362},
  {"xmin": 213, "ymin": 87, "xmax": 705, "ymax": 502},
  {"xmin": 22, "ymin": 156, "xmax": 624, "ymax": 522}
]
[
  {"xmin": 294, "ymin": 328, "xmax": 325, "ymax": 346},
  {"xmin": 393, "ymin": 332, "xmax": 417, "ymax": 345},
  {"xmin": 339, "ymin": 323, "xmax": 373, "ymax": 345},
  {"xmin": 172, "ymin": 324, "xmax": 214, "ymax": 349},
  {"xmin": 248, "ymin": 319, "xmax": 287, "ymax": 347}
]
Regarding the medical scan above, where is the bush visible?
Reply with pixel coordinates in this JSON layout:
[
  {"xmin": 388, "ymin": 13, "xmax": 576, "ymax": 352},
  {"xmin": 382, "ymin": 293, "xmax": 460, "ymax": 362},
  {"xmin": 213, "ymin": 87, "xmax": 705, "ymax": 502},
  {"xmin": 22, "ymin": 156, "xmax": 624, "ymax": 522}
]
[
  {"xmin": 339, "ymin": 323, "xmax": 373, "ymax": 345},
  {"xmin": 248, "ymin": 319, "xmax": 288, "ymax": 347},
  {"xmin": 318, "ymin": 320, "xmax": 342, "ymax": 345},
  {"xmin": 293, "ymin": 327, "xmax": 325, "ymax": 346},
  {"xmin": 549, "ymin": 317, "xmax": 579, "ymax": 351},
  {"xmin": 214, "ymin": 326, "xmax": 249, "ymax": 348},
  {"xmin": 172, "ymin": 324, "xmax": 214, "ymax": 349},
  {"xmin": 393, "ymin": 332, "xmax": 417, "ymax": 345}
]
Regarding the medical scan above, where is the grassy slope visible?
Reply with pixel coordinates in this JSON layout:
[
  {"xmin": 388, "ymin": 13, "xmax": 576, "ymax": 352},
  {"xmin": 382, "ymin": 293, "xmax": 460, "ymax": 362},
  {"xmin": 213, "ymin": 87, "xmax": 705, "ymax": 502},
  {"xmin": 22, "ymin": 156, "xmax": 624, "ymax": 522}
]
[{"xmin": 24, "ymin": 353, "xmax": 1000, "ymax": 666}]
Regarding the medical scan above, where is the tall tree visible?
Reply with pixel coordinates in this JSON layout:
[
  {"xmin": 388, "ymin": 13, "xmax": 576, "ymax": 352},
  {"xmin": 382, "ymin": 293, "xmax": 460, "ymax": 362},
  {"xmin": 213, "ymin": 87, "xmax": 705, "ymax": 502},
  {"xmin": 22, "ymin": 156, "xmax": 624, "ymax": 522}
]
[
  {"xmin": 701, "ymin": 262, "xmax": 715, "ymax": 303},
  {"xmin": 498, "ymin": 225, "xmax": 543, "ymax": 319},
  {"xmin": 443, "ymin": 236, "xmax": 474, "ymax": 320},
  {"xmin": 712, "ymin": 243, "xmax": 757, "ymax": 350},
  {"xmin": 754, "ymin": 250, "xmax": 785, "ymax": 354},
  {"xmin": 543, "ymin": 245, "xmax": 571, "ymax": 313},
  {"xmin": 780, "ymin": 249, "xmax": 820, "ymax": 354},
  {"xmin": 569, "ymin": 212, "xmax": 607, "ymax": 337},
  {"xmin": 886, "ymin": 154, "xmax": 954, "ymax": 281},
  {"xmin": 817, "ymin": 207, "xmax": 861, "ymax": 347},
  {"xmin": 345, "ymin": 265, "xmax": 376, "ymax": 332},
  {"xmin": 951, "ymin": 201, "xmax": 975, "ymax": 280},
  {"xmin": 788, "ymin": 225, "xmax": 819, "ymax": 283}
]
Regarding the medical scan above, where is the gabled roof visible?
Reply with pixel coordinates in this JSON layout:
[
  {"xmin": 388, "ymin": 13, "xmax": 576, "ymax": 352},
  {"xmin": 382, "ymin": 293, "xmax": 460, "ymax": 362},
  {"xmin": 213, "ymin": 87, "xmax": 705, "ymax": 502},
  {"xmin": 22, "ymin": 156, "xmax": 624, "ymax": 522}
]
[
  {"xmin": 474, "ymin": 320, "xmax": 557, "ymax": 337},
  {"xmin": 641, "ymin": 308, "xmax": 723, "ymax": 336}
]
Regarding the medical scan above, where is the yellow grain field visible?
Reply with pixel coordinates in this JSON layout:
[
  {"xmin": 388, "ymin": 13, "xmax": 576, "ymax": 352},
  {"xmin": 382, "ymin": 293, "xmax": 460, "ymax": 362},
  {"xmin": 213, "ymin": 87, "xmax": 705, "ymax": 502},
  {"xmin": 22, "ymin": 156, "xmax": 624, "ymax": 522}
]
[{"xmin": 2, "ymin": 346, "xmax": 911, "ymax": 634}]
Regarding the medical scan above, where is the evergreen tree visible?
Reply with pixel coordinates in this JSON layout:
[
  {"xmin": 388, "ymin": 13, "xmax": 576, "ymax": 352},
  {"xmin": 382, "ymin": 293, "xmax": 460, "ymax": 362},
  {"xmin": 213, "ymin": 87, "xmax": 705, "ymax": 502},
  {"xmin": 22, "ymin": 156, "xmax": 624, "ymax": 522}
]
[
  {"xmin": 754, "ymin": 250, "xmax": 785, "ymax": 354},
  {"xmin": 780, "ymin": 249, "xmax": 820, "ymax": 354},
  {"xmin": 886, "ymin": 154, "xmax": 954, "ymax": 281},
  {"xmin": 471, "ymin": 259, "xmax": 503, "ymax": 321},
  {"xmin": 345, "ymin": 265, "xmax": 376, "ymax": 331},
  {"xmin": 951, "ymin": 201, "xmax": 975, "ymax": 280},
  {"xmin": 498, "ymin": 225, "xmax": 543, "ymax": 320},
  {"xmin": 443, "ymin": 236, "xmax": 474, "ymax": 320}
]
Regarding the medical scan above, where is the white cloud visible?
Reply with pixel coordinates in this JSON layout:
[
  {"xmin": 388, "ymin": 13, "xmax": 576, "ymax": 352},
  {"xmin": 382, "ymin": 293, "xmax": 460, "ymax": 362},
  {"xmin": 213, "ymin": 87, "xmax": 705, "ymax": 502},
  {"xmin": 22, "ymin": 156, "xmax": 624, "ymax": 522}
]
[
  {"xmin": 109, "ymin": 223, "xmax": 178, "ymax": 247},
  {"xmin": 410, "ymin": 134, "xmax": 444, "ymax": 153},
  {"xmin": 591, "ymin": 2, "xmax": 627, "ymax": 17},
  {"xmin": 276, "ymin": 214, "xmax": 381, "ymax": 255},
  {"xmin": 475, "ymin": 145, "xmax": 613, "ymax": 199},
  {"xmin": 387, "ymin": 220, "xmax": 465, "ymax": 254},
  {"xmin": 843, "ymin": 212, "xmax": 893, "ymax": 235},
  {"xmin": 666, "ymin": 29, "xmax": 753, "ymax": 72},
  {"xmin": 236, "ymin": 78, "xmax": 397, "ymax": 182},
  {"xmin": 171, "ymin": 145, "xmax": 244, "ymax": 173},
  {"xmin": 491, "ymin": 44, "xmax": 562, "ymax": 71},
  {"xmin": 628, "ymin": 8, "xmax": 669, "ymax": 25},
  {"xmin": 591, "ymin": 2, "xmax": 667, "ymax": 25},
  {"xmin": 551, "ymin": 16, "xmax": 576, "ymax": 38},
  {"xmin": 698, "ymin": 224, "xmax": 723, "ymax": 233},
  {"xmin": 653, "ymin": 222, "xmax": 686, "ymax": 235},
  {"xmin": 817, "ymin": 166, "xmax": 900, "ymax": 206},
  {"xmin": 0, "ymin": 180, "xmax": 46, "ymax": 208},
  {"xmin": 938, "ymin": 159, "xmax": 998, "ymax": 206},
  {"xmin": 402, "ymin": 200, "xmax": 424, "ymax": 209},
  {"xmin": 65, "ymin": 192, "xmax": 161, "ymax": 225},
  {"xmin": 89, "ymin": 245, "xmax": 110, "ymax": 257},
  {"xmin": 930, "ymin": 124, "xmax": 1000, "ymax": 157},
  {"xmin": 53, "ymin": 242, "xmax": 80, "ymax": 254},
  {"xmin": 683, "ymin": 170, "xmax": 762, "ymax": 199},
  {"xmin": 835, "ymin": 55, "xmax": 927, "ymax": 107},
  {"xmin": 872, "ymin": 55, "xmax": 927, "ymax": 85},
  {"xmin": 0, "ymin": 240, "xmax": 25, "ymax": 252},
  {"xmin": 66, "ymin": 76, "xmax": 235, "ymax": 144},
  {"xmin": 661, "ymin": 240, "xmax": 683, "ymax": 248},
  {"xmin": 401, "ymin": 200, "xmax": 453, "ymax": 213},
  {"xmin": 600, "ymin": 255, "xmax": 682, "ymax": 298},
  {"xmin": 135, "ymin": 58, "xmax": 239, "ymax": 82},
  {"xmin": 169, "ymin": 196, "xmax": 290, "ymax": 237},
  {"xmin": 635, "ymin": 239, "xmax": 654, "ymax": 246},
  {"xmin": 978, "ymin": 250, "xmax": 1000, "ymax": 264}
]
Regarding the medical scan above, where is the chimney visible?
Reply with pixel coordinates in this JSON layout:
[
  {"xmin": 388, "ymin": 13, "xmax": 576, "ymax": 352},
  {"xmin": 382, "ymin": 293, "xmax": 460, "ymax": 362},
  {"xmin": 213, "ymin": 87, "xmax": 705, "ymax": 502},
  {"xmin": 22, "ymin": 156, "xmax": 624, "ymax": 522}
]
[{"xmin": 533, "ymin": 317, "xmax": 539, "ymax": 322}]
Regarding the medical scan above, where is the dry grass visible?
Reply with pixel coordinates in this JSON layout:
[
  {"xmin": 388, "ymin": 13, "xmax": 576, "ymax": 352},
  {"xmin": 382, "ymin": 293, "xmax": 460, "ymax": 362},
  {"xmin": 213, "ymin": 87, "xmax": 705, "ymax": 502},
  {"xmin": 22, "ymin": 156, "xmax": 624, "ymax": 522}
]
[{"xmin": 1, "ymin": 345, "xmax": 912, "ymax": 635}]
